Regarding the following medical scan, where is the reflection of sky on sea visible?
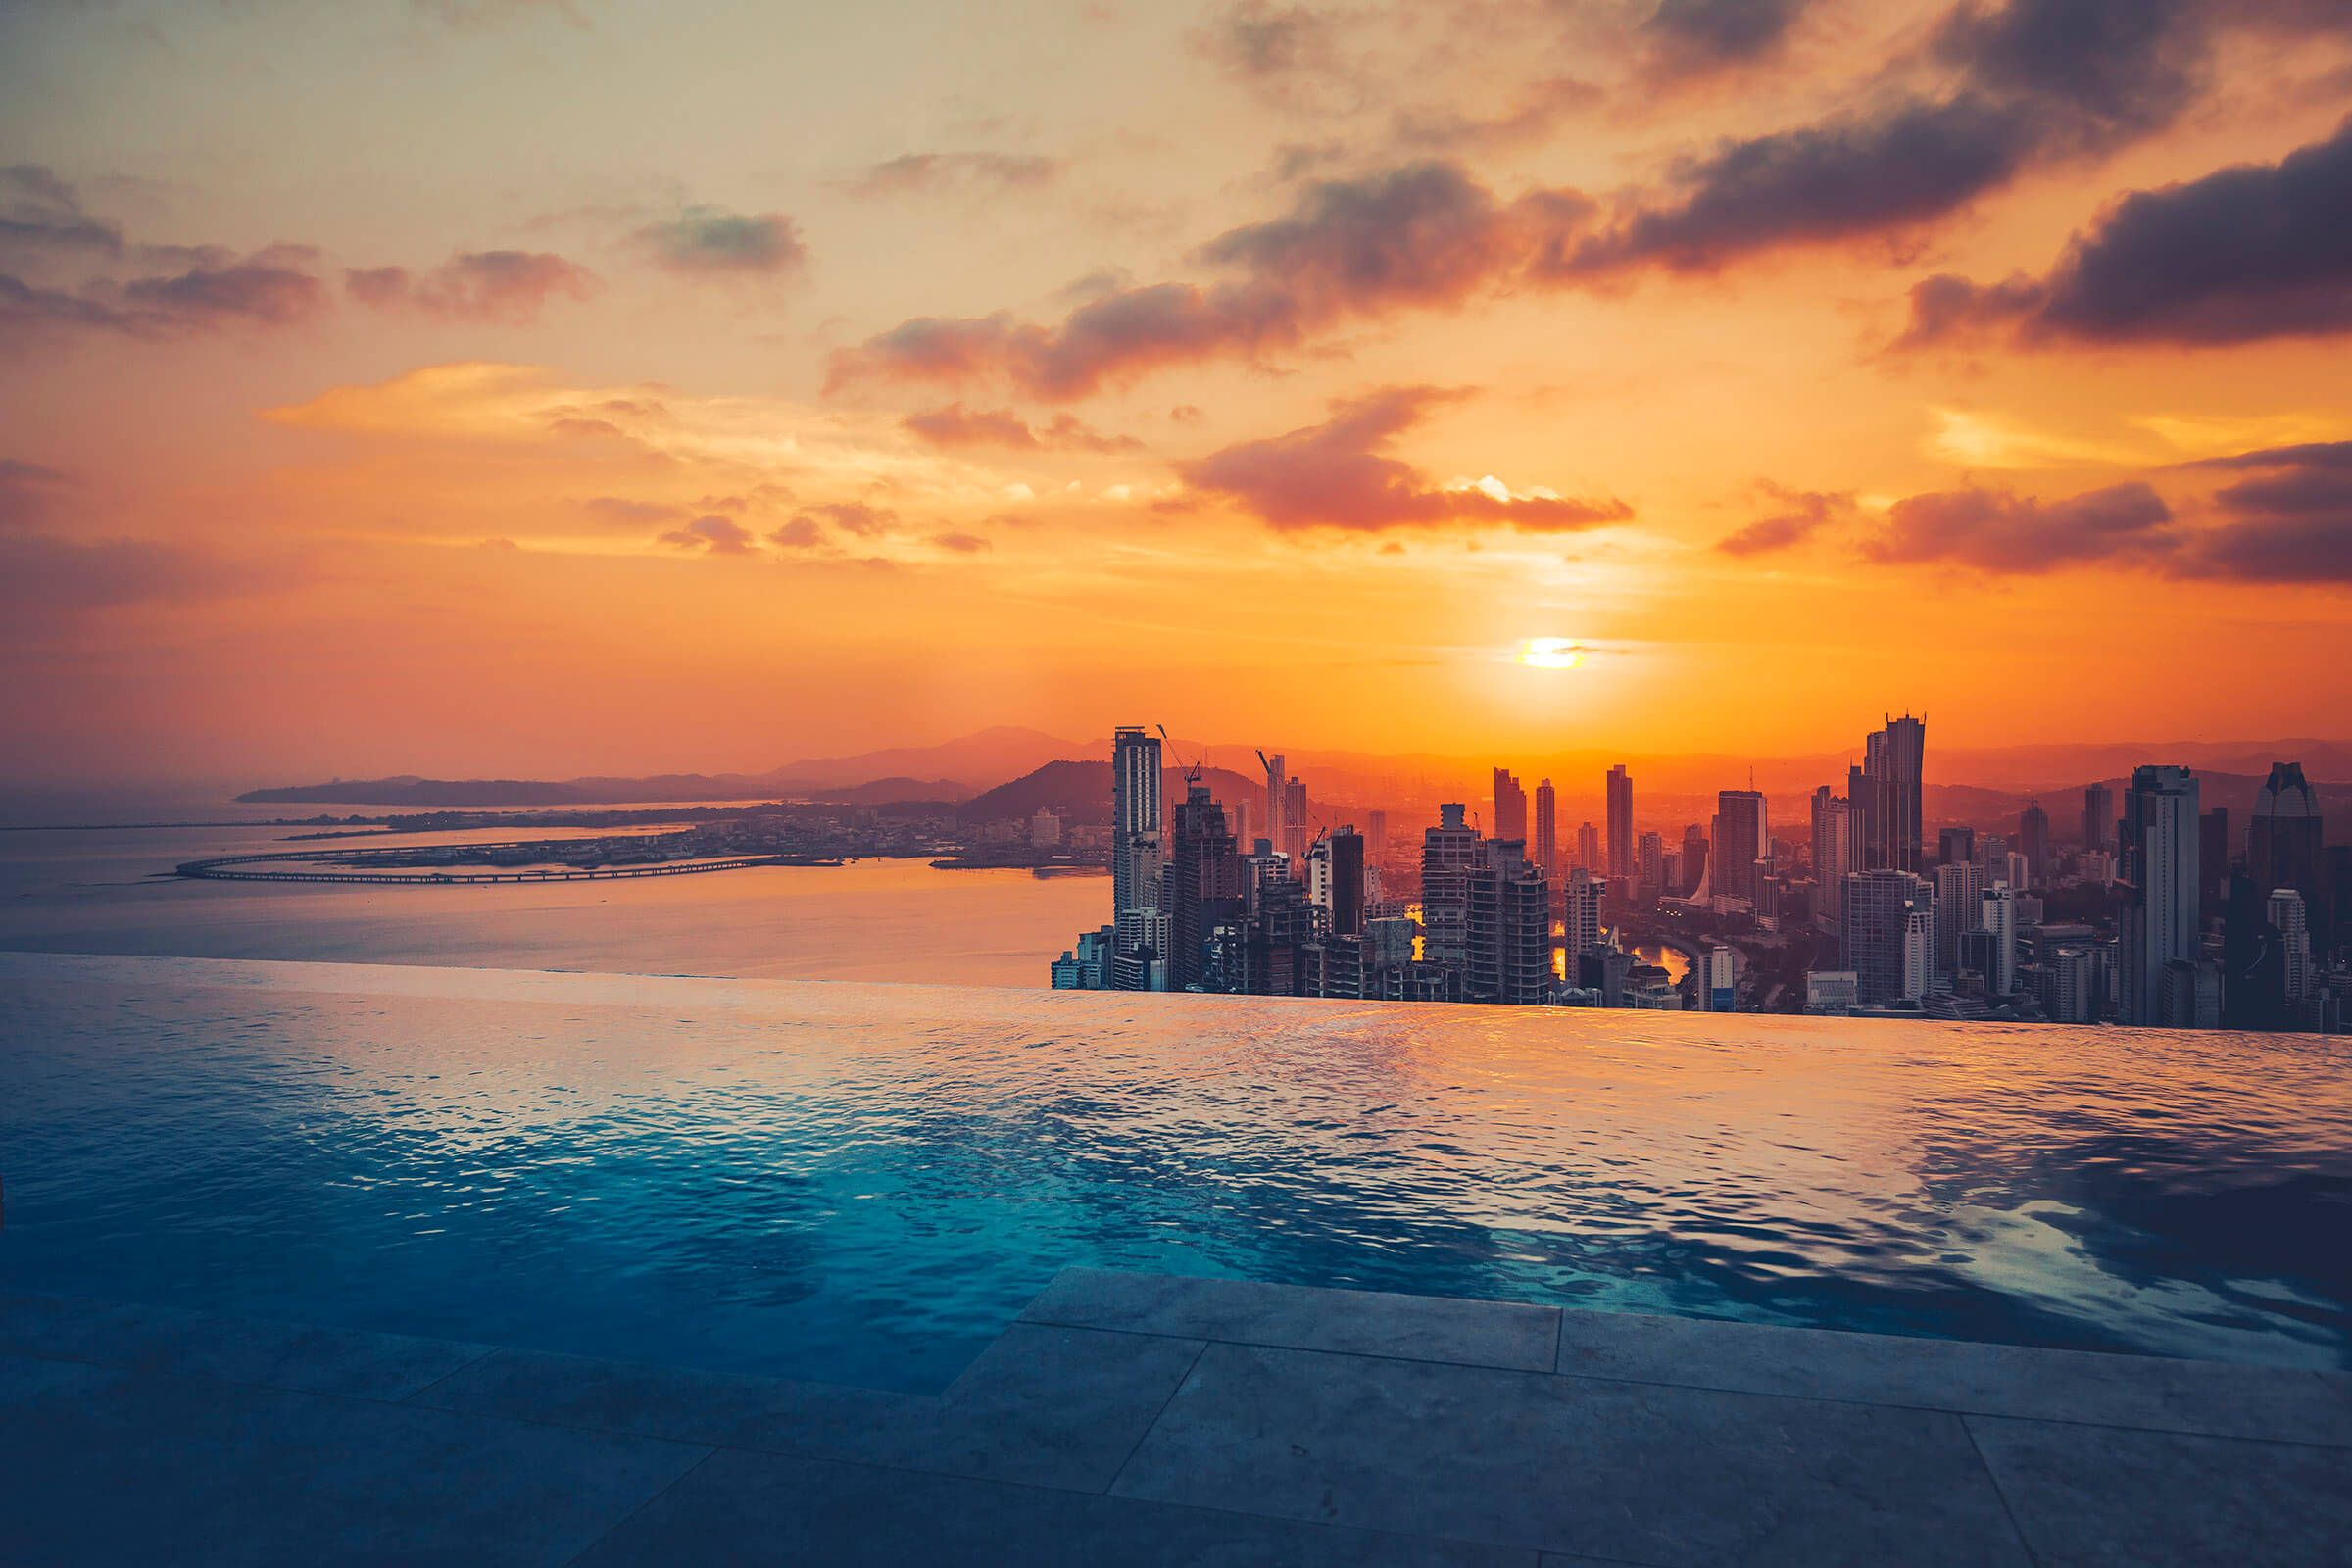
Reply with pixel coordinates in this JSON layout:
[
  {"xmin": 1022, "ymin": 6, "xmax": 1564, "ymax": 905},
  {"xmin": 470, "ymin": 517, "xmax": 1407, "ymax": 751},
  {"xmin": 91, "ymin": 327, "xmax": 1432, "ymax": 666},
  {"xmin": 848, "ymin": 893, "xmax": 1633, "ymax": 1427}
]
[{"xmin": 2, "ymin": 953, "xmax": 2346, "ymax": 1394}]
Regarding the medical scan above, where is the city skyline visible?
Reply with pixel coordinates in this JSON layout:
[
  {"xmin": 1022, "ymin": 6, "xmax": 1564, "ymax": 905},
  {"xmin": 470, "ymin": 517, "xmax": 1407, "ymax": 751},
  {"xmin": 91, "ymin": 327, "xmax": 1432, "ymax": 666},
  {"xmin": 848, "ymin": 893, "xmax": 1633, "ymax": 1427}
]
[{"xmin": 5, "ymin": 0, "xmax": 2352, "ymax": 784}]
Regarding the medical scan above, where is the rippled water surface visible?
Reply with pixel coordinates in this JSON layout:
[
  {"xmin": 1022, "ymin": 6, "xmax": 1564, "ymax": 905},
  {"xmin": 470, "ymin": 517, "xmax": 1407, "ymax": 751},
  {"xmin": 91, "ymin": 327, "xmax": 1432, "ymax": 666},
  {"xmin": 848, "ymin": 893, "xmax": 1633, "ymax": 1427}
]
[{"xmin": 2, "ymin": 952, "xmax": 2347, "ymax": 1392}]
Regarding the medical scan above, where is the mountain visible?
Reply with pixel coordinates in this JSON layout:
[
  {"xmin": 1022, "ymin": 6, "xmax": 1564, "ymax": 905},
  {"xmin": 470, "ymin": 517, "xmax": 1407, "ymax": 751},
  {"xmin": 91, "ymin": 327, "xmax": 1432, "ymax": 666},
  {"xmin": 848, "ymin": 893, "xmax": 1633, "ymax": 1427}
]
[
  {"xmin": 804, "ymin": 777, "xmax": 972, "ymax": 806},
  {"xmin": 760, "ymin": 727, "xmax": 1085, "ymax": 792},
  {"xmin": 956, "ymin": 761, "xmax": 1267, "ymax": 827}
]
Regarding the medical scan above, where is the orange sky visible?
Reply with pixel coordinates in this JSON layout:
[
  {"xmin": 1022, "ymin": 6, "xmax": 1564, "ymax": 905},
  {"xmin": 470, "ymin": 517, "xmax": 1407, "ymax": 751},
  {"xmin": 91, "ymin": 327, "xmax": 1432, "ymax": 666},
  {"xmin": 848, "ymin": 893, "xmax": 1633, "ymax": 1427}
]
[{"xmin": 4, "ymin": 0, "xmax": 2350, "ymax": 785}]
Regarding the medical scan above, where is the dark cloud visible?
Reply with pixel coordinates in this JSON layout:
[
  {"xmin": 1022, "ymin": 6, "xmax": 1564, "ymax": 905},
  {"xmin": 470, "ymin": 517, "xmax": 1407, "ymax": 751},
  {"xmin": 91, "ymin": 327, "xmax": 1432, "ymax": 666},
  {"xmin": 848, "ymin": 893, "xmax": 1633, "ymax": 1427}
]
[
  {"xmin": 902, "ymin": 404, "xmax": 1141, "ymax": 453},
  {"xmin": 793, "ymin": 501, "xmax": 897, "ymax": 538},
  {"xmin": 0, "ymin": 458, "xmax": 74, "ymax": 528},
  {"xmin": 632, "ymin": 207, "xmax": 808, "ymax": 276},
  {"xmin": 3, "ymin": 245, "xmax": 331, "ymax": 343},
  {"xmin": 579, "ymin": 495, "xmax": 686, "ymax": 526},
  {"xmin": 1563, "ymin": 0, "xmax": 2352, "ymax": 278},
  {"xmin": 930, "ymin": 529, "xmax": 992, "ymax": 553},
  {"xmin": 657, "ymin": 514, "xmax": 757, "ymax": 554},
  {"xmin": 346, "ymin": 250, "xmax": 596, "ymax": 322},
  {"xmin": 0, "ymin": 165, "xmax": 124, "ymax": 260},
  {"xmin": 0, "ymin": 532, "xmax": 247, "ymax": 612},
  {"xmin": 1714, "ymin": 483, "xmax": 1850, "ymax": 556},
  {"xmin": 2179, "ymin": 438, "xmax": 2352, "ymax": 583},
  {"xmin": 1641, "ymin": 0, "xmax": 1813, "ymax": 85},
  {"xmin": 767, "ymin": 516, "xmax": 825, "ymax": 550},
  {"xmin": 1195, "ymin": 1, "xmax": 1345, "ymax": 84},
  {"xmin": 1900, "ymin": 116, "xmax": 2352, "ymax": 350},
  {"xmin": 1178, "ymin": 386, "xmax": 1632, "ymax": 533},
  {"xmin": 840, "ymin": 153, "xmax": 1062, "ymax": 199},
  {"xmin": 1863, "ymin": 481, "xmax": 2178, "ymax": 571},
  {"xmin": 832, "ymin": 163, "xmax": 1592, "ymax": 399}
]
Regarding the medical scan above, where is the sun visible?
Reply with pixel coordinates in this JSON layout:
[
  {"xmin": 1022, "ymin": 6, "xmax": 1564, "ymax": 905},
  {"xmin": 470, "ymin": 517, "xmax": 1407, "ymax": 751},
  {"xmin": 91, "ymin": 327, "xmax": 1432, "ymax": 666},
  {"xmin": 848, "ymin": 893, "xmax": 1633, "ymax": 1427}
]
[{"xmin": 1518, "ymin": 638, "xmax": 1584, "ymax": 670}]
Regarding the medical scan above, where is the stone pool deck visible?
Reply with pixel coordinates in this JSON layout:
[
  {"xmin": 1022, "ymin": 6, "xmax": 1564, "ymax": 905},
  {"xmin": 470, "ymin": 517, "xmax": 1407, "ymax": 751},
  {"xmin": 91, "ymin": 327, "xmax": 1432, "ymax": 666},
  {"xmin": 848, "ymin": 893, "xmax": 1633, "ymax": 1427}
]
[{"xmin": 3, "ymin": 1271, "xmax": 2348, "ymax": 1566}]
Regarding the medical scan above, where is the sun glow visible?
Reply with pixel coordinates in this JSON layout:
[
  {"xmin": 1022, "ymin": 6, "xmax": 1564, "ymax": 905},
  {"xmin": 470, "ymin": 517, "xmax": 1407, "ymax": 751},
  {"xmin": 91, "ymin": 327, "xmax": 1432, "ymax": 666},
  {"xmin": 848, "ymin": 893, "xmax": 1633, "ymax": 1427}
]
[{"xmin": 1518, "ymin": 638, "xmax": 1584, "ymax": 670}]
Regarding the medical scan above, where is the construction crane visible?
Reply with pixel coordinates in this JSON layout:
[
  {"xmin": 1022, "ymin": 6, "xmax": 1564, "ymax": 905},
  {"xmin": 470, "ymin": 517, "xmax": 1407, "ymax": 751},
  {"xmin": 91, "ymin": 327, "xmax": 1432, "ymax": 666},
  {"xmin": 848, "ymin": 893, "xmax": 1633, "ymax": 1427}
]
[{"xmin": 1160, "ymin": 724, "xmax": 1201, "ymax": 785}]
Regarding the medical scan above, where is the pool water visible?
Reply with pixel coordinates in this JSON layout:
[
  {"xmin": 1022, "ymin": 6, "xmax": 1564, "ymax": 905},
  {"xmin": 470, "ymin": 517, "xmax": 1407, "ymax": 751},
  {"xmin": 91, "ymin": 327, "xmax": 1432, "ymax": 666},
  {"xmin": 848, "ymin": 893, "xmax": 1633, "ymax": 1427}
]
[{"xmin": 2, "ymin": 952, "xmax": 2346, "ymax": 1393}]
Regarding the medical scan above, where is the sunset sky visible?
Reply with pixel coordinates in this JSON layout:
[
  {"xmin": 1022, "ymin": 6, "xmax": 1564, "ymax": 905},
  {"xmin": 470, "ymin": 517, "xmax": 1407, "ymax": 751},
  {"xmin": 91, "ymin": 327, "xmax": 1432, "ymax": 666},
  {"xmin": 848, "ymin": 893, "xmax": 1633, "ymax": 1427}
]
[{"xmin": 5, "ymin": 0, "xmax": 2351, "ymax": 786}]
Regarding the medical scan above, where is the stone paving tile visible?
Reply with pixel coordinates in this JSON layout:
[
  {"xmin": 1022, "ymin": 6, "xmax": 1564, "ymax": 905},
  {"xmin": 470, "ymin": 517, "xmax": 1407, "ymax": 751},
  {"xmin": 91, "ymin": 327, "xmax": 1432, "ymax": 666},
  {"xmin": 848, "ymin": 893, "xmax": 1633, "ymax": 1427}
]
[
  {"xmin": 1023, "ymin": 1267, "xmax": 1562, "ymax": 1372},
  {"xmin": 0, "ymin": 1356, "xmax": 709, "ymax": 1566},
  {"xmin": 573, "ymin": 1445, "xmax": 1539, "ymax": 1567},
  {"xmin": 730, "ymin": 1323, "xmax": 1204, "ymax": 1493},
  {"xmin": 1114, "ymin": 1342, "xmax": 2032, "ymax": 1568},
  {"xmin": 1553, "ymin": 1307, "xmax": 2352, "ymax": 1446},
  {"xmin": 0, "ymin": 1289, "xmax": 490, "ymax": 1401},
  {"xmin": 1966, "ymin": 1413, "xmax": 2352, "ymax": 1568}
]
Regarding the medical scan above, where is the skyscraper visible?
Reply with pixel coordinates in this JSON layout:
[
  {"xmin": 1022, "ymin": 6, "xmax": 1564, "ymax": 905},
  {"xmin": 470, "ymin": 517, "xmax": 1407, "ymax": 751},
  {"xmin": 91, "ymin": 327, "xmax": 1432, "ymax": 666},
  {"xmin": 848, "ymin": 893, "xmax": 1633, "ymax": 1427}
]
[
  {"xmin": 1326, "ymin": 826, "xmax": 1366, "ymax": 937},
  {"xmin": 1109, "ymin": 726, "xmax": 1165, "ymax": 990},
  {"xmin": 1980, "ymin": 882, "xmax": 2017, "ymax": 996},
  {"xmin": 2270, "ymin": 886, "xmax": 2313, "ymax": 1025},
  {"xmin": 2118, "ymin": 765, "xmax": 2200, "ymax": 1026},
  {"xmin": 2018, "ymin": 802, "xmax": 2050, "ymax": 890},
  {"xmin": 2249, "ymin": 762, "xmax": 2325, "ymax": 939},
  {"xmin": 1937, "ymin": 825, "xmax": 1975, "ymax": 867},
  {"xmin": 1934, "ymin": 859, "xmax": 1984, "ymax": 982},
  {"xmin": 1493, "ymin": 768, "xmax": 1528, "ymax": 846},
  {"xmin": 1420, "ymin": 803, "xmax": 1483, "ymax": 969},
  {"xmin": 2082, "ymin": 781, "xmax": 2113, "ymax": 856},
  {"xmin": 1811, "ymin": 789, "xmax": 1851, "ymax": 931},
  {"xmin": 1605, "ymin": 764, "xmax": 1633, "ymax": 880},
  {"xmin": 1284, "ymin": 777, "xmax": 1308, "ymax": 870},
  {"xmin": 1563, "ymin": 868, "xmax": 1605, "ymax": 957},
  {"xmin": 1637, "ymin": 830, "xmax": 1664, "ymax": 895},
  {"xmin": 1844, "ymin": 867, "xmax": 1934, "ymax": 1004},
  {"xmin": 1864, "ymin": 713, "xmax": 1926, "ymax": 874},
  {"xmin": 1715, "ymin": 789, "xmax": 1768, "ymax": 907},
  {"xmin": 1366, "ymin": 808, "xmax": 1389, "ymax": 854},
  {"xmin": 1577, "ymin": 821, "xmax": 1602, "ymax": 874},
  {"xmin": 1261, "ymin": 751, "xmax": 1286, "ymax": 861},
  {"xmin": 1680, "ymin": 824, "xmax": 1708, "ymax": 898},
  {"xmin": 1466, "ymin": 840, "xmax": 1551, "ymax": 1005},
  {"xmin": 1532, "ymin": 781, "xmax": 1557, "ymax": 881},
  {"xmin": 1166, "ymin": 782, "xmax": 1246, "ymax": 991}
]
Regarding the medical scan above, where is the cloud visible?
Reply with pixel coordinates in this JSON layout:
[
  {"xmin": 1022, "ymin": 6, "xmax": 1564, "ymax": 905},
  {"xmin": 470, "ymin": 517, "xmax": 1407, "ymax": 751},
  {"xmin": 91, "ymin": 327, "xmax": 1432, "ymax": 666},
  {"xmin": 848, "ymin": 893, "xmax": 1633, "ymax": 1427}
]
[
  {"xmin": 2182, "ymin": 438, "xmax": 2352, "ymax": 582},
  {"xmin": 839, "ymin": 153, "xmax": 1062, "ymax": 199},
  {"xmin": 1714, "ymin": 484, "xmax": 1850, "ymax": 556},
  {"xmin": 1899, "ymin": 116, "xmax": 2352, "ymax": 350},
  {"xmin": 792, "ymin": 501, "xmax": 897, "ymax": 537},
  {"xmin": 1558, "ymin": 0, "xmax": 2352, "ymax": 279},
  {"xmin": 1177, "ymin": 386, "xmax": 1632, "ymax": 533},
  {"xmin": 1389, "ymin": 78, "xmax": 1599, "ymax": 154},
  {"xmin": 0, "ymin": 458, "xmax": 74, "ymax": 528},
  {"xmin": 579, "ymin": 495, "xmax": 687, "ymax": 526},
  {"xmin": 929, "ymin": 529, "xmax": 992, "ymax": 553},
  {"xmin": 901, "ymin": 403, "xmax": 1140, "ymax": 453},
  {"xmin": 632, "ymin": 206, "xmax": 807, "ymax": 276},
  {"xmin": 767, "ymin": 516, "xmax": 825, "ymax": 550},
  {"xmin": 2, "ymin": 243, "xmax": 333, "ymax": 344},
  {"xmin": 1641, "ymin": 0, "xmax": 1813, "ymax": 85},
  {"xmin": 831, "ymin": 163, "xmax": 1593, "ymax": 399},
  {"xmin": 1194, "ymin": 1, "xmax": 1346, "ymax": 87},
  {"xmin": 1862, "ymin": 481, "xmax": 2177, "ymax": 571},
  {"xmin": 346, "ymin": 250, "xmax": 597, "ymax": 322},
  {"xmin": 657, "ymin": 514, "xmax": 757, "ymax": 554},
  {"xmin": 0, "ymin": 165, "xmax": 124, "ymax": 260}
]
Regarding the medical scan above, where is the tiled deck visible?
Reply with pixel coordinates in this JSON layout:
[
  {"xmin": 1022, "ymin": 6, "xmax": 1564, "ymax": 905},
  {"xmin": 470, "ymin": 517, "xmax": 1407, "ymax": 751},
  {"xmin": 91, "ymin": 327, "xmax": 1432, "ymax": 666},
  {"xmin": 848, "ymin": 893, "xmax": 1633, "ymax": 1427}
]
[{"xmin": 3, "ymin": 1271, "xmax": 2347, "ymax": 1565}]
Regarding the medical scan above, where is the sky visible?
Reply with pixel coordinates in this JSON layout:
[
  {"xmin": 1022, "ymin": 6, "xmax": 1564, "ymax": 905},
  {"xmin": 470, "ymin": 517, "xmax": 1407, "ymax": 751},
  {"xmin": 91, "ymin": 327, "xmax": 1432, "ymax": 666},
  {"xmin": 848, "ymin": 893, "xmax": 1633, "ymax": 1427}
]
[{"xmin": 4, "ymin": 0, "xmax": 2351, "ymax": 786}]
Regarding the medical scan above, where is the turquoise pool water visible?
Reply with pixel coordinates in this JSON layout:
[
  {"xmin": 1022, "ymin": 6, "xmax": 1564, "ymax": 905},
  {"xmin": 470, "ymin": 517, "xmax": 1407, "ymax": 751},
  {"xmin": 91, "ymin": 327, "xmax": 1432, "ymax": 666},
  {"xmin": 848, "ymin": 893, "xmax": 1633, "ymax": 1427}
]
[{"xmin": 2, "ymin": 952, "xmax": 2347, "ymax": 1392}]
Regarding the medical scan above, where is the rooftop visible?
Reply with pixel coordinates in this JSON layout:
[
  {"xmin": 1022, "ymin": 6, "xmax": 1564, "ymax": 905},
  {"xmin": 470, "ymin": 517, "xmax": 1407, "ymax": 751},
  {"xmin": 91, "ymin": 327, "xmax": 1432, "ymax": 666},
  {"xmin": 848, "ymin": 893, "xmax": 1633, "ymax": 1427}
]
[{"xmin": 5, "ymin": 1268, "xmax": 2347, "ymax": 1564}]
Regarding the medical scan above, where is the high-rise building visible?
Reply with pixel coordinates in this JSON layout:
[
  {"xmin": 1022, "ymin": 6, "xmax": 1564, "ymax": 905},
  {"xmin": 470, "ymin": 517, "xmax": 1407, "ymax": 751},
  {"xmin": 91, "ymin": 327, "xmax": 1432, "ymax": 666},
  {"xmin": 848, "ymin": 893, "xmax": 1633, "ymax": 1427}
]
[
  {"xmin": 1365, "ymin": 808, "xmax": 1389, "ymax": 854},
  {"xmin": 1811, "ymin": 789, "xmax": 1851, "ymax": 931},
  {"xmin": 1901, "ymin": 906, "xmax": 1936, "ymax": 1004},
  {"xmin": 2044, "ymin": 946, "xmax": 2097, "ymax": 1023},
  {"xmin": 1261, "ymin": 752, "xmax": 1286, "ymax": 862},
  {"xmin": 2018, "ymin": 803, "xmax": 2049, "ymax": 890},
  {"xmin": 1533, "ymin": 781, "xmax": 1557, "ymax": 881},
  {"xmin": 1933, "ymin": 859, "xmax": 1984, "ymax": 982},
  {"xmin": 1109, "ymin": 726, "xmax": 1165, "ymax": 988},
  {"xmin": 1865, "ymin": 713, "xmax": 1927, "ymax": 874},
  {"xmin": 1563, "ymin": 868, "xmax": 1605, "ymax": 957},
  {"xmin": 2250, "ymin": 762, "xmax": 2326, "ymax": 943},
  {"xmin": 1466, "ymin": 840, "xmax": 1551, "ymax": 1005},
  {"xmin": 1980, "ymin": 882, "xmax": 2017, "ymax": 995},
  {"xmin": 1680, "ymin": 824, "xmax": 1708, "ymax": 898},
  {"xmin": 1696, "ymin": 946, "xmax": 1740, "ymax": 1011},
  {"xmin": 1419, "ymin": 803, "xmax": 1484, "ymax": 969},
  {"xmin": 1606, "ymin": 765, "xmax": 1633, "ymax": 880},
  {"xmin": 1327, "ymin": 827, "xmax": 1366, "ymax": 937},
  {"xmin": 1166, "ymin": 782, "xmax": 1247, "ymax": 991},
  {"xmin": 1937, "ymin": 825, "xmax": 1975, "ymax": 867},
  {"xmin": 1715, "ymin": 789, "xmax": 1768, "ymax": 907},
  {"xmin": 2198, "ymin": 808, "xmax": 2230, "ymax": 920},
  {"xmin": 1848, "ymin": 761, "xmax": 1884, "ymax": 872},
  {"xmin": 1637, "ymin": 830, "xmax": 1664, "ymax": 895},
  {"xmin": 2082, "ymin": 782, "xmax": 2113, "ymax": 856},
  {"xmin": 1493, "ymin": 769, "xmax": 1528, "ymax": 847},
  {"xmin": 2270, "ymin": 886, "xmax": 2314, "ymax": 1025},
  {"xmin": 1577, "ymin": 821, "xmax": 1602, "ymax": 874},
  {"xmin": 1844, "ymin": 868, "xmax": 1934, "ymax": 1004},
  {"xmin": 1284, "ymin": 778, "xmax": 1309, "ymax": 870},
  {"xmin": 2119, "ymin": 765, "xmax": 2201, "ymax": 1026}
]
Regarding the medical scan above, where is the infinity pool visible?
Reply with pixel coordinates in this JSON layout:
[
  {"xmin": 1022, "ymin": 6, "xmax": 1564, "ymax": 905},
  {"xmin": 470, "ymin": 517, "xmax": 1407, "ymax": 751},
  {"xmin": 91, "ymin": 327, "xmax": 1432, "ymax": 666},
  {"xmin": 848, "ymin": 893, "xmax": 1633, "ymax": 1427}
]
[{"xmin": 2, "ymin": 952, "xmax": 2346, "ymax": 1392}]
